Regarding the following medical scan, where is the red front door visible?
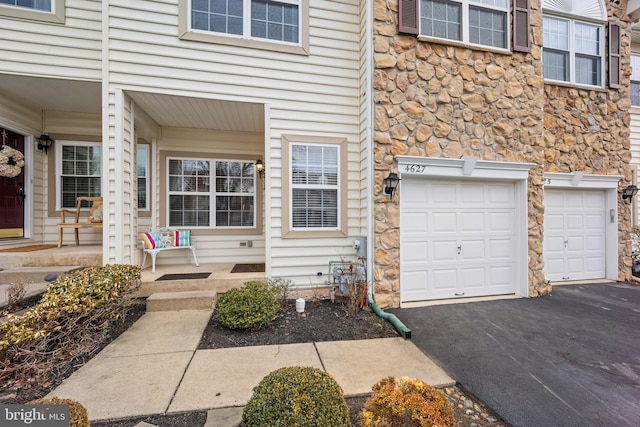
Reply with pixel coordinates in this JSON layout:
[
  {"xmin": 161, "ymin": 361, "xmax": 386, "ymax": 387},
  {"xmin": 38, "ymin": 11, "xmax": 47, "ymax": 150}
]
[{"xmin": 0, "ymin": 127, "xmax": 25, "ymax": 238}]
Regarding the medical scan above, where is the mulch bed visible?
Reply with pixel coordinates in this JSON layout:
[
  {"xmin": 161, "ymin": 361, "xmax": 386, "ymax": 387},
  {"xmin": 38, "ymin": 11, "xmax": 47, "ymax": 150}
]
[{"xmin": 198, "ymin": 298, "xmax": 400, "ymax": 349}]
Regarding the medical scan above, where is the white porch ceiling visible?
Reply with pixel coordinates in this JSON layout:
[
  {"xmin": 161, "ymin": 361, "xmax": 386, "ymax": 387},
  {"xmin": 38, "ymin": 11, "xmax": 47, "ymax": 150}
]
[
  {"xmin": 0, "ymin": 74, "xmax": 264, "ymax": 133},
  {"xmin": 127, "ymin": 91, "xmax": 265, "ymax": 133}
]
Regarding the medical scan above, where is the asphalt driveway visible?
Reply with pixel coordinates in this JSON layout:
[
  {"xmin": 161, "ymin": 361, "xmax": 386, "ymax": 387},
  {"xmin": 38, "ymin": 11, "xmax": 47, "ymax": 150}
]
[{"xmin": 390, "ymin": 283, "xmax": 640, "ymax": 427}]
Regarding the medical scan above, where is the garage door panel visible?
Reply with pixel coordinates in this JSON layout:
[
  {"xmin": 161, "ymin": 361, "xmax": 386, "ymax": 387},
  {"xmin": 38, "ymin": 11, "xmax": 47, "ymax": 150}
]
[
  {"xmin": 460, "ymin": 240, "xmax": 485, "ymax": 260},
  {"xmin": 432, "ymin": 212, "xmax": 457, "ymax": 233},
  {"xmin": 403, "ymin": 241, "xmax": 428, "ymax": 262},
  {"xmin": 488, "ymin": 184, "xmax": 514, "ymax": 206},
  {"xmin": 402, "ymin": 212, "xmax": 428, "ymax": 233},
  {"xmin": 544, "ymin": 189, "xmax": 605, "ymax": 281},
  {"xmin": 432, "ymin": 240, "xmax": 457, "ymax": 262},
  {"xmin": 460, "ymin": 212, "xmax": 485, "ymax": 233},
  {"xmin": 489, "ymin": 239, "xmax": 513, "ymax": 259},
  {"xmin": 401, "ymin": 178, "xmax": 517, "ymax": 302},
  {"xmin": 431, "ymin": 184, "xmax": 457, "ymax": 205}
]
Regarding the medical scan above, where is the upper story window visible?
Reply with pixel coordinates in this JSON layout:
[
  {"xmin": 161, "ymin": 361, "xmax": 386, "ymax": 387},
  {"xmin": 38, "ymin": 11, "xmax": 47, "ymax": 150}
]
[
  {"xmin": 541, "ymin": 0, "xmax": 607, "ymax": 88},
  {"xmin": 0, "ymin": 0, "xmax": 64, "ymax": 23},
  {"xmin": 179, "ymin": 0, "xmax": 308, "ymax": 54},
  {"xmin": 189, "ymin": 0, "xmax": 300, "ymax": 44},
  {"xmin": 419, "ymin": 0, "xmax": 509, "ymax": 49},
  {"xmin": 0, "ymin": 0, "xmax": 50, "ymax": 11},
  {"xmin": 632, "ymin": 55, "xmax": 640, "ymax": 107},
  {"xmin": 57, "ymin": 141, "xmax": 101, "ymax": 209}
]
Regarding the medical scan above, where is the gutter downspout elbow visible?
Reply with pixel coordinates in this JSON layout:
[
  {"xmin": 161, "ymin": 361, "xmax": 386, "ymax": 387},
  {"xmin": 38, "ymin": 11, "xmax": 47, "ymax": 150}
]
[{"xmin": 369, "ymin": 299, "xmax": 412, "ymax": 339}]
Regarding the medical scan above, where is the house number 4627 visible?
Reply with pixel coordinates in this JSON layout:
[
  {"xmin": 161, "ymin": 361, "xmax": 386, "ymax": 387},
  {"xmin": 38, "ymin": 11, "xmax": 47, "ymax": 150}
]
[{"xmin": 402, "ymin": 164, "xmax": 427, "ymax": 174}]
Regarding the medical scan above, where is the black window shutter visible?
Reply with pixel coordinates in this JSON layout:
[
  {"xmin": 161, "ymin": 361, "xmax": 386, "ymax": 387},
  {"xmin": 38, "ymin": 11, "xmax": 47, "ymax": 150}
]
[
  {"xmin": 513, "ymin": 0, "xmax": 530, "ymax": 53},
  {"xmin": 399, "ymin": 0, "xmax": 419, "ymax": 35},
  {"xmin": 609, "ymin": 23, "xmax": 621, "ymax": 89}
]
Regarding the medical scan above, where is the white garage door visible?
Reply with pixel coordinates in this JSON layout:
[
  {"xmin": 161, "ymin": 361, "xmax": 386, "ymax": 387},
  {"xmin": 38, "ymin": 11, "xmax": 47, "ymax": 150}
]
[
  {"xmin": 400, "ymin": 178, "xmax": 517, "ymax": 302},
  {"xmin": 544, "ymin": 189, "xmax": 606, "ymax": 281}
]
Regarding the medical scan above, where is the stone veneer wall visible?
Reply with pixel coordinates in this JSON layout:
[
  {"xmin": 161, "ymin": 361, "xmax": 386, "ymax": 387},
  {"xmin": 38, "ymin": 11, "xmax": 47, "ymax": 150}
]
[{"xmin": 372, "ymin": 0, "xmax": 632, "ymax": 308}]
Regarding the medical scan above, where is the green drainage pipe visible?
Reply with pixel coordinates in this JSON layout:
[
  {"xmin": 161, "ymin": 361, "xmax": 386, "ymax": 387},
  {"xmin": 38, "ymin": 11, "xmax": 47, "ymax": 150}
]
[{"xmin": 369, "ymin": 300, "xmax": 411, "ymax": 339}]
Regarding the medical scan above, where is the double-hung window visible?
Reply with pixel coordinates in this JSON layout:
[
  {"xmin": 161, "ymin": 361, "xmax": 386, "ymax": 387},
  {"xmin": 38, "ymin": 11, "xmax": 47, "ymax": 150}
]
[
  {"xmin": 57, "ymin": 141, "xmax": 101, "ymax": 209},
  {"xmin": 168, "ymin": 158, "xmax": 255, "ymax": 229},
  {"xmin": 190, "ymin": 0, "xmax": 300, "ymax": 44},
  {"xmin": 631, "ymin": 55, "xmax": 640, "ymax": 107},
  {"xmin": 0, "ymin": 0, "xmax": 64, "ymax": 23},
  {"xmin": 419, "ymin": 0, "xmax": 509, "ymax": 49},
  {"xmin": 543, "ymin": 15, "xmax": 603, "ymax": 87},
  {"xmin": 290, "ymin": 143, "xmax": 339, "ymax": 230}
]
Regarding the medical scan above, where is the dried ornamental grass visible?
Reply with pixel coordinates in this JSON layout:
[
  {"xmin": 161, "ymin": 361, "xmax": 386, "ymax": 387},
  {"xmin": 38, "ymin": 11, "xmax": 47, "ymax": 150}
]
[{"xmin": 359, "ymin": 376, "xmax": 455, "ymax": 427}]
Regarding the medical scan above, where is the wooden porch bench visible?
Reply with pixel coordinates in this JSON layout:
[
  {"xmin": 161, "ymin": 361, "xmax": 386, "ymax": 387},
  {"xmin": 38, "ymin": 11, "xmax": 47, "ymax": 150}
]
[
  {"xmin": 58, "ymin": 196, "xmax": 103, "ymax": 248},
  {"xmin": 140, "ymin": 228, "xmax": 199, "ymax": 273}
]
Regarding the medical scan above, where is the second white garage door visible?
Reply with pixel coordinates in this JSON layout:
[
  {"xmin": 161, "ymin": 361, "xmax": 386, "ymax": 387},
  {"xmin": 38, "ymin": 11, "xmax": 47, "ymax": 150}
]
[
  {"xmin": 544, "ymin": 189, "xmax": 606, "ymax": 282},
  {"xmin": 400, "ymin": 178, "xmax": 517, "ymax": 302}
]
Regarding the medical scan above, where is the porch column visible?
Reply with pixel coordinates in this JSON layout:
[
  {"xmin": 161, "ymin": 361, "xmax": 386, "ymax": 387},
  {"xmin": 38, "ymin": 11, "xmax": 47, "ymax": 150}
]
[{"xmin": 102, "ymin": 88, "xmax": 138, "ymax": 265}]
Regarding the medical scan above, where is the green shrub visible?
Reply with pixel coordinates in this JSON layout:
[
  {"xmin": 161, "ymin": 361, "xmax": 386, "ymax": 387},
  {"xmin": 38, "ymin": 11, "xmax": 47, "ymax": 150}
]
[
  {"xmin": 29, "ymin": 397, "xmax": 90, "ymax": 427},
  {"xmin": 358, "ymin": 377, "xmax": 455, "ymax": 427},
  {"xmin": 0, "ymin": 264, "xmax": 141, "ymax": 352},
  {"xmin": 216, "ymin": 280, "xmax": 279, "ymax": 330},
  {"xmin": 242, "ymin": 366, "xmax": 350, "ymax": 427}
]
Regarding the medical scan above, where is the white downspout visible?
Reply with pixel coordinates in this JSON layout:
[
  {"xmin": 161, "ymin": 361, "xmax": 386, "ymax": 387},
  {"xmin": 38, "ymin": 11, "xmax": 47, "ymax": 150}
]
[{"xmin": 365, "ymin": 0, "xmax": 374, "ymax": 303}]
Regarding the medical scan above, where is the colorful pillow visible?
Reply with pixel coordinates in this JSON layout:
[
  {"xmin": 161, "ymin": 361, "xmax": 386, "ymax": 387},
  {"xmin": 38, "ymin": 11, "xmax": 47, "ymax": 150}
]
[
  {"xmin": 140, "ymin": 232, "xmax": 164, "ymax": 250},
  {"xmin": 172, "ymin": 230, "xmax": 191, "ymax": 247}
]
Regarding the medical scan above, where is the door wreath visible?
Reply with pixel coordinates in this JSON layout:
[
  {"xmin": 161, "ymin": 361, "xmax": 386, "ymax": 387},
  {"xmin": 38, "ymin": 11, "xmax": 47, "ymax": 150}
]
[{"xmin": 0, "ymin": 145, "xmax": 25, "ymax": 178}]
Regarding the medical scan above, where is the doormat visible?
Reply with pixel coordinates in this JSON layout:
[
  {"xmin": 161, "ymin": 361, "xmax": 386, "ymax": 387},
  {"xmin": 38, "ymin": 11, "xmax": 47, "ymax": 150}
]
[
  {"xmin": 0, "ymin": 244, "xmax": 60, "ymax": 252},
  {"xmin": 155, "ymin": 272, "xmax": 211, "ymax": 281},
  {"xmin": 231, "ymin": 263, "xmax": 265, "ymax": 273}
]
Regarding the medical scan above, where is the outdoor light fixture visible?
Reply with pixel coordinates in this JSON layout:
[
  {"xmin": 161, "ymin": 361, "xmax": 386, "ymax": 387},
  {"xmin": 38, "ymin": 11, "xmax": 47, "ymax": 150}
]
[
  {"xmin": 255, "ymin": 159, "xmax": 265, "ymax": 179},
  {"xmin": 36, "ymin": 134, "xmax": 54, "ymax": 155},
  {"xmin": 622, "ymin": 184, "xmax": 638, "ymax": 203},
  {"xmin": 384, "ymin": 172, "xmax": 401, "ymax": 197}
]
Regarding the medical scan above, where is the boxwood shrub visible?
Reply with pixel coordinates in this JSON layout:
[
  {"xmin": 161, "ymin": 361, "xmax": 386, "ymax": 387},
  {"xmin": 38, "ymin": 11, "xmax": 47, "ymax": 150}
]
[
  {"xmin": 216, "ymin": 280, "xmax": 279, "ymax": 330},
  {"xmin": 242, "ymin": 366, "xmax": 350, "ymax": 426}
]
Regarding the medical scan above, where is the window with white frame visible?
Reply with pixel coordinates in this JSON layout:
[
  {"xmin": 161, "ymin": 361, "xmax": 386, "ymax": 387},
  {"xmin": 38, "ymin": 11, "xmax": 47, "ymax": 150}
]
[
  {"xmin": 168, "ymin": 158, "xmax": 255, "ymax": 228},
  {"xmin": 0, "ymin": 0, "xmax": 64, "ymax": 23},
  {"xmin": 632, "ymin": 55, "xmax": 640, "ymax": 107},
  {"xmin": 137, "ymin": 145, "xmax": 149, "ymax": 211},
  {"xmin": 419, "ymin": 0, "xmax": 509, "ymax": 49},
  {"xmin": 190, "ymin": 0, "xmax": 300, "ymax": 44},
  {"xmin": 290, "ymin": 143, "xmax": 339, "ymax": 230},
  {"xmin": 57, "ymin": 142, "xmax": 101, "ymax": 209},
  {"xmin": 542, "ymin": 12, "xmax": 604, "ymax": 87},
  {"xmin": 0, "ymin": 0, "xmax": 51, "ymax": 11}
]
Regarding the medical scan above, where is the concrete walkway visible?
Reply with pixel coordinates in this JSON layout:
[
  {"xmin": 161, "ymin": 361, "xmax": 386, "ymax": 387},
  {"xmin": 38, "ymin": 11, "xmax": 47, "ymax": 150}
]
[{"xmin": 47, "ymin": 309, "xmax": 454, "ymax": 424}]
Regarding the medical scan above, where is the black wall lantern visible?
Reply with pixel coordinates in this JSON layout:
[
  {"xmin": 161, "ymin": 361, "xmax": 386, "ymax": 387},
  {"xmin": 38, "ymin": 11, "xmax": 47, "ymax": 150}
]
[
  {"xmin": 255, "ymin": 159, "xmax": 265, "ymax": 179},
  {"xmin": 36, "ymin": 134, "xmax": 54, "ymax": 155},
  {"xmin": 622, "ymin": 184, "xmax": 638, "ymax": 203},
  {"xmin": 384, "ymin": 172, "xmax": 401, "ymax": 197}
]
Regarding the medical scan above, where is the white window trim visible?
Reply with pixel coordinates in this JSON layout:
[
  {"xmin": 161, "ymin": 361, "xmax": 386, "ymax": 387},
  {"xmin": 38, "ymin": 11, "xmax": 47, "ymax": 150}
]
[
  {"xmin": 542, "ymin": 14, "xmax": 605, "ymax": 88},
  {"xmin": 56, "ymin": 140, "xmax": 102, "ymax": 210},
  {"xmin": 0, "ymin": 0, "xmax": 64, "ymax": 24},
  {"xmin": 178, "ymin": 0, "xmax": 309, "ymax": 55},
  {"xmin": 289, "ymin": 142, "xmax": 340, "ymax": 232},
  {"xmin": 137, "ymin": 145, "xmax": 150, "ymax": 212},
  {"xmin": 418, "ymin": 0, "xmax": 511, "ymax": 52},
  {"xmin": 166, "ymin": 156, "xmax": 257, "ymax": 230}
]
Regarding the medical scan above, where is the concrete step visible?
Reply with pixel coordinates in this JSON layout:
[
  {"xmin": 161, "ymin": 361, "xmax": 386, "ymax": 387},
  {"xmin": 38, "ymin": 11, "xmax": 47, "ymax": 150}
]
[
  {"xmin": 138, "ymin": 277, "xmax": 251, "ymax": 298},
  {"xmin": 146, "ymin": 290, "xmax": 217, "ymax": 312},
  {"xmin": 0, "ymin": 265, "xmax": 83, "ymax": 285},
  {"xmin": 0, "ymin": 252, "xmax": 101, "ymax": 269}
]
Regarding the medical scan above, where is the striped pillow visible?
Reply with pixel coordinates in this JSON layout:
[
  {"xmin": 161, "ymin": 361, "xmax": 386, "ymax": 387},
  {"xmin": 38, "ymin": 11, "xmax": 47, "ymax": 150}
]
[
  {"xmin": 173, "ymin": 229, "xmax": 191, "ymax": 247},
  {"xmin": 140, "ymin": 232, "xmax": 164, "ymax": 250}
]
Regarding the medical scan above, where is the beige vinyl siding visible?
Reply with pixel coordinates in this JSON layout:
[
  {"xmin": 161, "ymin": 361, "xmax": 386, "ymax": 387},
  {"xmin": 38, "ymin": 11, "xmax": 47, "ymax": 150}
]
[
  {"xmin": 0, "ymin": 0, "xmax": 101, "ymax": 80},
  {"xmin": 104, "ymin": 0, "xmax": 364, "ymax": 282},
  {"xmin": 630, "ymin": 107, "xmax": 640, "ymax": 226}
]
